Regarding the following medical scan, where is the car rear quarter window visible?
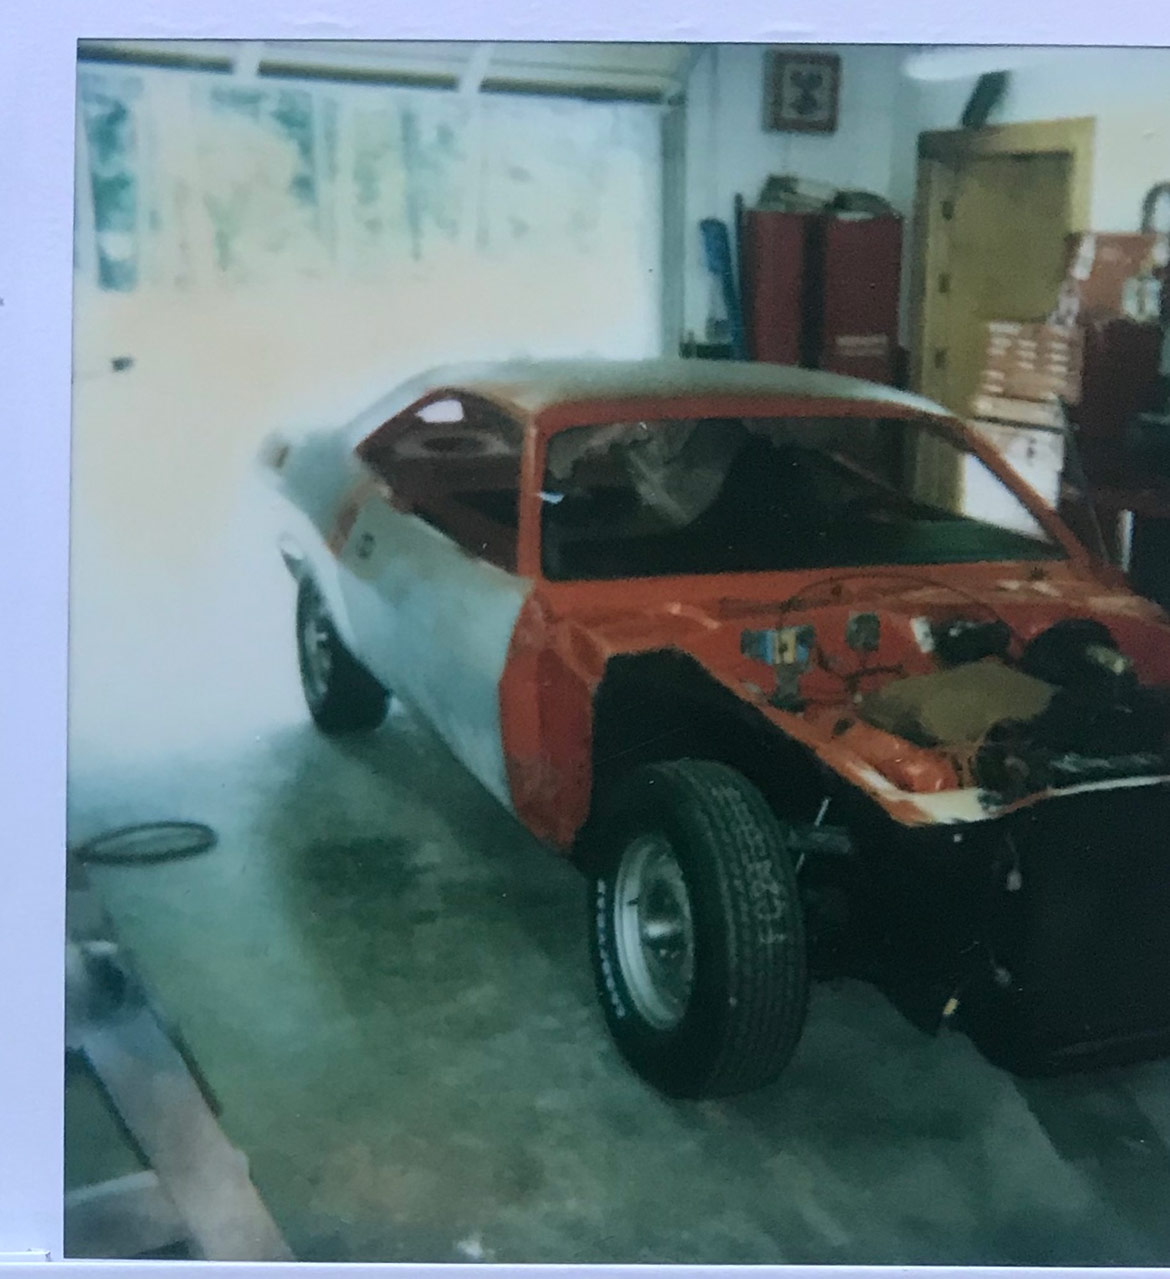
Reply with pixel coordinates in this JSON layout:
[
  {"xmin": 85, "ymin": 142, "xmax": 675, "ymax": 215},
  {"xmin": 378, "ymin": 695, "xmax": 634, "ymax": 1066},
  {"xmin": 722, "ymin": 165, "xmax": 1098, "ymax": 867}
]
[{"xmin": 356, "ymin": 394, "xmax": 524, "ymax": 571}]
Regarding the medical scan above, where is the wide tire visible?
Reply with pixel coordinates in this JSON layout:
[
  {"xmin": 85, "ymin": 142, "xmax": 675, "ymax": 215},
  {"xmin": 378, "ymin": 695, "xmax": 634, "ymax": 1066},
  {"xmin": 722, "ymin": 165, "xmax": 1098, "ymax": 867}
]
[
  {"xmin": 295, "ymin": 578, "xmax": 389, "ymax": 734},
  {"xmin": 585, "ymin": 759, "xmax": 809, "ymax": 1098}
]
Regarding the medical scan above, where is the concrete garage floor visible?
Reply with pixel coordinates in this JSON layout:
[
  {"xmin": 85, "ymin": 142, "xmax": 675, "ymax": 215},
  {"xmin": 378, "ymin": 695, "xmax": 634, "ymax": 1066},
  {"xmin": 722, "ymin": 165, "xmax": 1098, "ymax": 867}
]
[
  {"xmin": 65, "ymin": 292, "xmax": 1170, "ymax": 1266},
  {"xmin": 66, "ymin": 570, "xmax": 1170, "ymax": 1267}
]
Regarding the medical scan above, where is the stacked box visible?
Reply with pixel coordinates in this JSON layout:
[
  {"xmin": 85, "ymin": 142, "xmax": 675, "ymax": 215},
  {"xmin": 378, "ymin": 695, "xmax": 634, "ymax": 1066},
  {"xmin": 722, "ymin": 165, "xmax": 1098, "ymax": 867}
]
[
  {"xmin": 969, "ymin": 395, "xmax": 1067, "ymax": 429},
  {"xmin": 1048, "ymin": 235, "xmax": 1168, "ymax": 445},
  {"xmin": 967, "ymin": 321, "xmax": 1081, "ymax": 508},
  {"xmin": 964, "ymin": 235, "xmax": 1168, "ymax": 525},
  {"xmin": 971, "ymin": 321, "xmax": 1084, "ymax": 426}
]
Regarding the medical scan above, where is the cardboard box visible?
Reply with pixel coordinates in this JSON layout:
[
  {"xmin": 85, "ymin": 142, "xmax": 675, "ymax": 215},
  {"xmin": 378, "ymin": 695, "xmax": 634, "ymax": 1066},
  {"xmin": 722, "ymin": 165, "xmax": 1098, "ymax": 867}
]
[
  {"xmin": 1054, "ymin": 232, "xmax": 1169, "ymax": 325},
  {"xmin": 971, "ymin": 394, "xmax": 1067, "ymax": 429},
  {"xmin": 985, "ymin": 319, "xmax": 1082, "ymax": 354},
  {"xmin": 983, "ymin": 354, "xmax": 1080, "ymax": 377},
  {"xmin": 978, "ymin": 320, "xmax": 1084, "ymax": 404},
  {"xmin": 979, "ymin": 368, "xmax": 1082, "ymax": 405},
  {"xmin": 985, "ymin": 319, "xmax": 1080, "ymax": 339}
]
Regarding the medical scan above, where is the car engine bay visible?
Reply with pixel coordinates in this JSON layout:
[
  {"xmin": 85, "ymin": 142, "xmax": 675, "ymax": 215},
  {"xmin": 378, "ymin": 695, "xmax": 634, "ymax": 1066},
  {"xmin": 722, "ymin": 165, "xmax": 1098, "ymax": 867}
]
[
  {"xmin": 737, "ymin": 590, "xmax": 1170, "ymax": 808},
  {"xmin": 861, "ymin": 616, "xmax": 1170, "ymax": 799}
]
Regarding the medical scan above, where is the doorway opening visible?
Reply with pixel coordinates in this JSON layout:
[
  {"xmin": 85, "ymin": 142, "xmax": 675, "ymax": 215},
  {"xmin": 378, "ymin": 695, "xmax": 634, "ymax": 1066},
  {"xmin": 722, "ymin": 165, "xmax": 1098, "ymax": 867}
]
[{"xmin": 911, "ymin": 117, "xmax": 1095, "ymax": 415}]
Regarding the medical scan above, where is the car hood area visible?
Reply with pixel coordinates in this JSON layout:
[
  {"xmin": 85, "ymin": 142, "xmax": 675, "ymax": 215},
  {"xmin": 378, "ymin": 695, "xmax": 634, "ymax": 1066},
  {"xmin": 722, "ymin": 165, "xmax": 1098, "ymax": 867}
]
[{"xmin": 541, "ymin": 562, "xmax": 1170, "ymax": 826}]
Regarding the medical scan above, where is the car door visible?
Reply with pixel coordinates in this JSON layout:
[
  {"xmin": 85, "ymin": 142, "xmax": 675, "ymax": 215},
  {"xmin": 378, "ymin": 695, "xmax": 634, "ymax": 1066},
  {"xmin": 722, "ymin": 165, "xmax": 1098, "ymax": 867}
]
[{"xmin": 338, "ymin": 394, "xmax": 531, "ymax": 809}]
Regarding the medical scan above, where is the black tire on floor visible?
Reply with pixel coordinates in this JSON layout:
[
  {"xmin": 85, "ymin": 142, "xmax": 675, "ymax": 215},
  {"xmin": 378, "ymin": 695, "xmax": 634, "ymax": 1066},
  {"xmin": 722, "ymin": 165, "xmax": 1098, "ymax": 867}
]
[
  {"xmin": 295, "ymin": 577, "xmax": 389, "ymax": 734},
  {"xmin": 584, "ymin": 759, "xmax": 809, "ymax": 1098}
]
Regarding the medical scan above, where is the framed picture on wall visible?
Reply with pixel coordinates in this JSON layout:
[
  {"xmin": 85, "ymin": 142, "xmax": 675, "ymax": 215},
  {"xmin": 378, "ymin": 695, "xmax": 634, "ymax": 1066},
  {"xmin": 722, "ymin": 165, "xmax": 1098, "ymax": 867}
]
[{"xmin": 764, "ymin": 50, "xmax": 841, "ymax": 133}]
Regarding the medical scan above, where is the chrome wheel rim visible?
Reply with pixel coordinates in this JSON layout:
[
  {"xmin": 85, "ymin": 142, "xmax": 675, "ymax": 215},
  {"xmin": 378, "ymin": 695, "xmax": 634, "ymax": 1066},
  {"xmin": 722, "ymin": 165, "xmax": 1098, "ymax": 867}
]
[
  {"xmin": 300, "ymin": 589, "xmax": 333, "ymax": 702},
  {"xmin": 613, "ymin": 833, "xmax": 695, "ymax": 1030}
]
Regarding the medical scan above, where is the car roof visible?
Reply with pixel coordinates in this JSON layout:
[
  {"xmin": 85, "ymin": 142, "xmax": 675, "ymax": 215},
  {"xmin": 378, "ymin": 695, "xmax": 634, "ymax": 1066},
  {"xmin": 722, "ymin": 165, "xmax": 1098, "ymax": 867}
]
[{"xmin": 350, "ymin": 358, "xmax": 953, "ymax": 435}]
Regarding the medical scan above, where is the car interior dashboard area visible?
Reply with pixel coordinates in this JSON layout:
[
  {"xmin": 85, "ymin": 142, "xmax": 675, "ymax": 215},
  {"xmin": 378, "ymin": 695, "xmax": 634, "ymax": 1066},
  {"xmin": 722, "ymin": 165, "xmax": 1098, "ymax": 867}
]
[{"xmin": 541, "ymin": 418, "xmax": 1064, "ymax": 581}]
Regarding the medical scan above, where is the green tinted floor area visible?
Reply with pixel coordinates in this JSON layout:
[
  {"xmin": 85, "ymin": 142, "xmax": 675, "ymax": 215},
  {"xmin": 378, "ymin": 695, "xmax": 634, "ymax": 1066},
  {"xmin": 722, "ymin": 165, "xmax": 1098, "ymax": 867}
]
[{"xmin": 67, "ymin": 692, "xmax": 1170, "ymax": 1266}]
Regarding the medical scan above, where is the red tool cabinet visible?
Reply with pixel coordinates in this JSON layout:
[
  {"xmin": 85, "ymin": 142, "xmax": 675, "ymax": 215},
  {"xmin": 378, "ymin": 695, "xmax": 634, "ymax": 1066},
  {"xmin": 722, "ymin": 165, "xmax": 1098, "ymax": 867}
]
[
  {"xmin": 738, "ymin": 209, "xmax": 903, "ymax": 385},
  {"xmin": 740, "ymin": 210, "xmax": 814, "ymax": 366},
  {"xmin": 810, "ymin": 214, "xmax": 903, "ymax": 385}
]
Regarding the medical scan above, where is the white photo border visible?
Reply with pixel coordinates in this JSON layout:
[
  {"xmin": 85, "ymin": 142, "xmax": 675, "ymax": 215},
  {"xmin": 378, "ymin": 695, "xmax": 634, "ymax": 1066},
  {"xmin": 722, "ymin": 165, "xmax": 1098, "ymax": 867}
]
[{"xmin": 3, "ymin": 0, "xmax": 1168, "ymax": 1271}]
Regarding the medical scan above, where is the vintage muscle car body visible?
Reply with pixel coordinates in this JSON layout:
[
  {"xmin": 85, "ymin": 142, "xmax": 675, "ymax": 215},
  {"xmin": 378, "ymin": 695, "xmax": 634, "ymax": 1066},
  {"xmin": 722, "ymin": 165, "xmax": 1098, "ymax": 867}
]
[{"xmin": 263, "ymin": 359, "xmax": 1170, "ymax": 1097}]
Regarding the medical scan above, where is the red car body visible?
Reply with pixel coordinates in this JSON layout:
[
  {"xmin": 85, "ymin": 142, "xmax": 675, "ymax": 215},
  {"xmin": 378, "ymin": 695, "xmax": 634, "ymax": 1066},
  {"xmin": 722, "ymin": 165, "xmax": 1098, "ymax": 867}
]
[{"xmin": 266, "ymin": 360, "xmax": 1170, "ymax": 1093}]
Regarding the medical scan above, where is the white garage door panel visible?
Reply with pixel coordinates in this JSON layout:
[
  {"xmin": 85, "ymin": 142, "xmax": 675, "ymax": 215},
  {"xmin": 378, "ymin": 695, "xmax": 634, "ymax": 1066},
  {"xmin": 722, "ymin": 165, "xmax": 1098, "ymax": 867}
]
[
  {"xmin": 75, "ymin": 65, "xmax": 663, "ymax": 362},
  {"xmin": 70, "ymin": 63, "xmax": 662, "ymax": 774}
]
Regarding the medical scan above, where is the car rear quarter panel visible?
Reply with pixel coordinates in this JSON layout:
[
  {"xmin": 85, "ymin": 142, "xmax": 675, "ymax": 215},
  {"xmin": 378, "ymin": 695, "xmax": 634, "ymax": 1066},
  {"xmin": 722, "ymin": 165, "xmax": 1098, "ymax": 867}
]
[{"xmin": 264, "ymin": 427, "xmax": 369, "ymax": 650}]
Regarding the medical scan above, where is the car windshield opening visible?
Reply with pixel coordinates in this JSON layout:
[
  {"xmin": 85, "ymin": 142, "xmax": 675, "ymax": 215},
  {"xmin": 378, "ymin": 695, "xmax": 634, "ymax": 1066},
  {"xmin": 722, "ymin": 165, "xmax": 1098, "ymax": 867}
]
[{"xmin": 540, "ymin": 415, "xmax": 1064, "ymax": 581}]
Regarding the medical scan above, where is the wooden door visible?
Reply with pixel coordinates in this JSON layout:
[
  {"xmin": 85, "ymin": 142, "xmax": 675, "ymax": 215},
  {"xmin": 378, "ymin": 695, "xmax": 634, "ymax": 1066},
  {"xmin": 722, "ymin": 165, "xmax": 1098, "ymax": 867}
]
[{"xmin": 912, "ymin": 118, "xmax": 1094, "ymax": 415}]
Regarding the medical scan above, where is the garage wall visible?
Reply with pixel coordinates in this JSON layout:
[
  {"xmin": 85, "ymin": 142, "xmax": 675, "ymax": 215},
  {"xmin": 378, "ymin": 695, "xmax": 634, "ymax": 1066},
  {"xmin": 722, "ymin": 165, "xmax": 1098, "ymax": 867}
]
[
  {"xmin": 893, "ymin": 49, "xmax": 1170, "ymax": 233},
  {"xmin": 886, "ymin": 48, "xmax": 1170, "ymax": 350},
  {"xmin": 675, "ymin": 47, "xmax": 1170, "ymax": 361},
  {"xmin": 679, "ymin": 45, "xmax": 908, "ymax": 341}
]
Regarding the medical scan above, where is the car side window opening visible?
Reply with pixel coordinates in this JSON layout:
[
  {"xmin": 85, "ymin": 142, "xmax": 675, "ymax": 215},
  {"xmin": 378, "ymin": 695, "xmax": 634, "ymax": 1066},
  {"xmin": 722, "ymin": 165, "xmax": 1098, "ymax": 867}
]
[
  {"xmin": 541, "ymin": 416, "xmax": 1063, "ymax": 581},
  {"xmin": 356, "ymin": 394, "xmax": 524, "ymax": 571}
]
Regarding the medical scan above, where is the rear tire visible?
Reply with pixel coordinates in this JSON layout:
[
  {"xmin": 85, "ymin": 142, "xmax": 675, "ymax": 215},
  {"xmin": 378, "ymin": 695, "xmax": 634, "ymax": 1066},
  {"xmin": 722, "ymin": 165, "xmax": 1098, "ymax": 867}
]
[
  {"xmin": 584, "ymin": 759, "xmax": 809, "ymax": 1098},
  {"xmin": 296, "ymin": 577, "xmax": 389, "ymax": 734}
]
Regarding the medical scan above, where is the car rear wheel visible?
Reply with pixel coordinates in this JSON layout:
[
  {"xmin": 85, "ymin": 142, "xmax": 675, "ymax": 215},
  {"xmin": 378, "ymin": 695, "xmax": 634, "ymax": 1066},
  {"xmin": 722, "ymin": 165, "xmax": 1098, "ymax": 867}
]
[
  {"xmin": 296, "ymin": 578, "xmax": 389, "ymax": 733},
  {"xmin": 585, "ymin": 759, "xmax": 809, "ymax": 1098}
]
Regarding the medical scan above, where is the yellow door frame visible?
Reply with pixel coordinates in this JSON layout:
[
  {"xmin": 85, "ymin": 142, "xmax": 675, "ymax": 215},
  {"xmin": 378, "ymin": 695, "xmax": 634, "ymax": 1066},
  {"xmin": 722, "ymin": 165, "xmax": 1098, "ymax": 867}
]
[{"xmin": 910, "ymin": 116, "xmax": 1096, "ymax": 399}]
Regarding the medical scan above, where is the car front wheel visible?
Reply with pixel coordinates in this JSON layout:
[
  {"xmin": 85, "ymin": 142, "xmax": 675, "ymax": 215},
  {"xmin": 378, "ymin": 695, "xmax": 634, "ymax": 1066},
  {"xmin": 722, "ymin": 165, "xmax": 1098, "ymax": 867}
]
[
  {"xmin": 585, "ymin": 759, "xmax": 809, "ymax": 1098},
  {"xmin": 295, "ymin": 578, "xmax": 389, "ymax": 733}
]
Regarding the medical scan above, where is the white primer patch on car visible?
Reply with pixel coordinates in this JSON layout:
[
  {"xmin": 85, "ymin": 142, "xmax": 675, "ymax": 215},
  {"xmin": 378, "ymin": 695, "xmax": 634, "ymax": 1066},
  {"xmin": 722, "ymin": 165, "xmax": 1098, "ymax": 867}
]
[{"xmin": 338, "ymin": 496, "xmax": 530, "ymax": 810}]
